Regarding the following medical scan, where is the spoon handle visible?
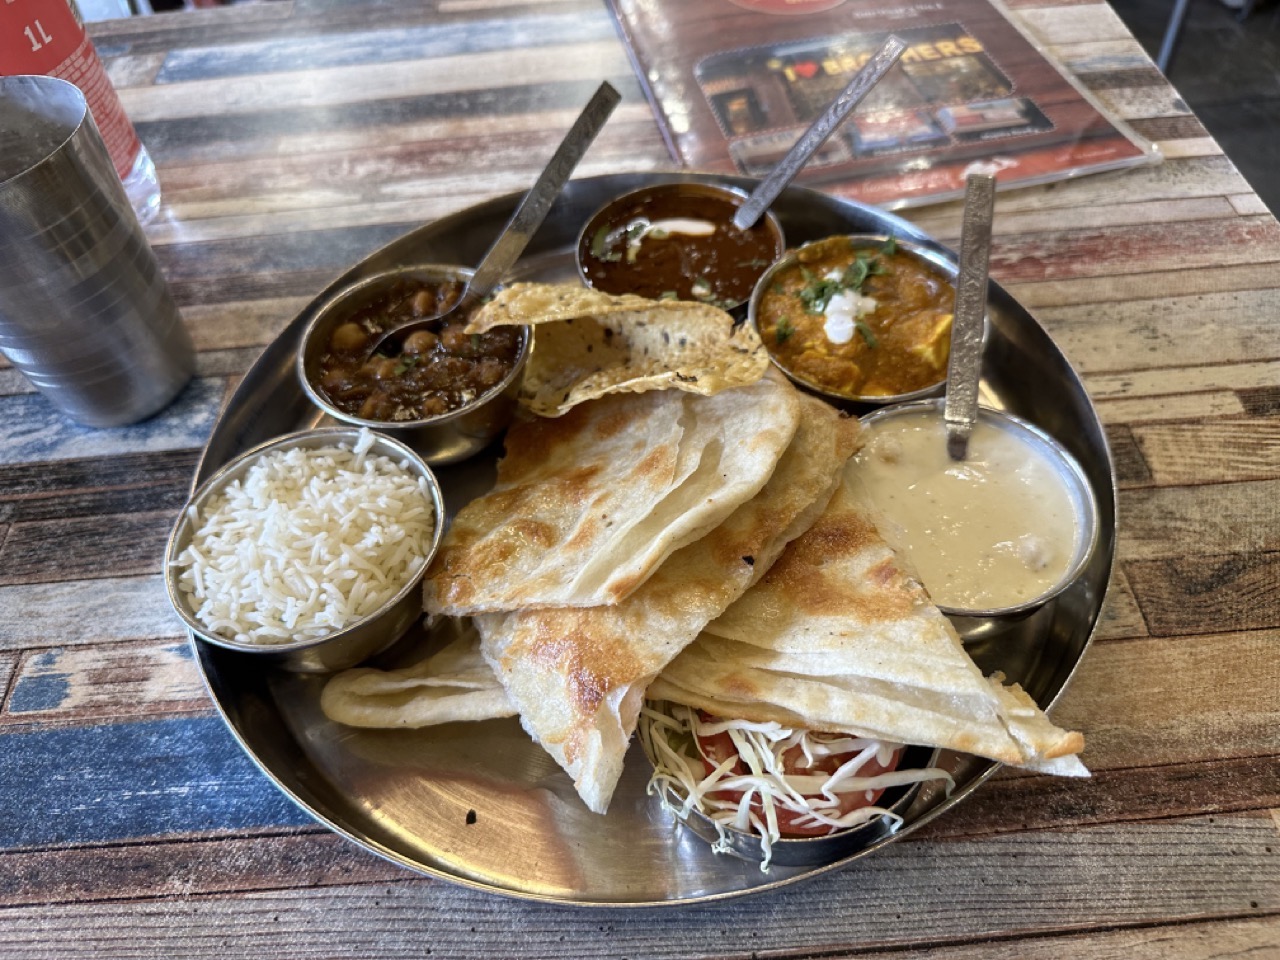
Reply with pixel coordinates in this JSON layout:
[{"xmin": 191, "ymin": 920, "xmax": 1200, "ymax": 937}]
[
  {"xmin": 461, "ymin": 81, "xmax": 622, "ymax": 308},
  {"xmin": 945, "ymin": 172, "xmax": 997, "ymax": 461},
  {"xmin": 732, "ymin": 35, "xmax": 907, "ymax": 232}
]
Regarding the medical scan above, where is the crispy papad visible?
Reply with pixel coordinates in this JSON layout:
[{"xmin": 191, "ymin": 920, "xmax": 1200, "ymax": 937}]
[
  {"xmin": 424, "ymin": 371, "xmax": 800, "ymax": 616},
  {"xmin": 475, "ymin": 395, "xmax": 864, "ymax": 813},
  {"xmin": 320, "ymin": 624, "xmax": 514, "ymax": 729},
  {"xmin": 648, "ymin": 469, "xmax": 1088, "ymax": 776},
  {"xmin": 466, "ymin": 283, "xmax": 768, "ymax": 417}
]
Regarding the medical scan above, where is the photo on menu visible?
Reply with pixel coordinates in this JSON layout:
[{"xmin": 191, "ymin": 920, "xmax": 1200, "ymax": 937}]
[{"xmin": 607, "ymin": 0, "xmax": 1157, "ymax": 207}]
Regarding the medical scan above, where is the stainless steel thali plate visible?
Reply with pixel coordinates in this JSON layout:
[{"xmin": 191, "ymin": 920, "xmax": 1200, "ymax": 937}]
[{"xmin": 188, "ymin": 172, "xmax": 1116, "ymax": 906}]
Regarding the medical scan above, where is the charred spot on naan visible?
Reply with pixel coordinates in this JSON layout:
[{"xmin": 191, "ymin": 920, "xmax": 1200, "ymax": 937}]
[
  {"xmin": 467, "ymin": 282, "xmax": 769, "ymax": 417},
  {"xmin": 493, "ymin": 403, "xmax": 598, "ymax": 477},
  {"xmin": 592, "ymin": 405, "xmax": 636, "ymax": 440},
  {"xmin": 779, "ymin": 509, "xmax": 879, "ymax": 567},
  {"xmin": 502, "ymin": 613, "xmax": 646, "ymax": 743},
  {"xmin": 712, "ymin": 669, "xmax": 769, "ymax": 705},
  {"xmin": 750, "ymin": 509, "xmax": 921, "ymax": 621}
]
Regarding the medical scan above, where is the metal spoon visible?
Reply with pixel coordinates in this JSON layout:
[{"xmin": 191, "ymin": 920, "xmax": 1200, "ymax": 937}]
[
  {"xmin": 369, "ymin": 80, "xmax": 622, "ymax": 355},
  {"xmin": 944, "ymin": 172, "xmax": 997, "ymax": 461},
  {"xmin": 732, "ymin": 35, "xmax": 907, "ymax": 232}
]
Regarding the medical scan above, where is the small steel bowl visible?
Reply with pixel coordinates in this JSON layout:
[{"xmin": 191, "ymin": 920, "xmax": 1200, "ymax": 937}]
[
  {"xmin": 163, "ymin": 427, "xmax": 446, "ymax": 674},
  {"xmin": 296, "ymin": 264, "xmax": 531, "ymax": 465},
  {"xmin": 575, "ymin": 181, "xmax": 786, "ymax": 314},
  {"xmin": 748, "ymin": 235, "xmax": 983, "ymax": 412},
  {"xmin": 856, "ymin": 398, "xmax": 1100, "ymax": 639},
  {"xmin": 672, "ymin": 745, "xmax": 942, "ymax": 868}
]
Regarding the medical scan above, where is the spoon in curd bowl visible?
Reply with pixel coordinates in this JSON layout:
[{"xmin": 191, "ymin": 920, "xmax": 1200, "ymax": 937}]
[{"xmin": 943, "ymin": 172, "xmax": 996, "ymax": 461}]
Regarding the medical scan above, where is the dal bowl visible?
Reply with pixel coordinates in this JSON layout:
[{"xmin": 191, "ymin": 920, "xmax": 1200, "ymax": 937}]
[{"xmin": 575, "ymin": 181, "xmax": 785, "ymax": 314}]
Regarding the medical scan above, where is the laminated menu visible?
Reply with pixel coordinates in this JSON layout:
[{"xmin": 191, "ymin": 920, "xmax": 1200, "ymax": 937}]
[{"xmin": 606, "ymin": 0, "xmax": 1158, "ymax": 208}]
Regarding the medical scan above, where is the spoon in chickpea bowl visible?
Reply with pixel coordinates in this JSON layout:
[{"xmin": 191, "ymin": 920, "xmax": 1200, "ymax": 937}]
[{"xmin": 365, "ymin": 81, "xmax": 620, "ymax": 358}]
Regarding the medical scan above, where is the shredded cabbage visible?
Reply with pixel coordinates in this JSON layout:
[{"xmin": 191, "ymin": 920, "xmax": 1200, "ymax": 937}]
[{"xmin": 639, "ymin": 701, "xmax": 954, "ymax": 871}]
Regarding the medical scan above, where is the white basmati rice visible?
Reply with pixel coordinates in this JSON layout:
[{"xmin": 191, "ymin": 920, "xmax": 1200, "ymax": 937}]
[{"xmin": 173, "ymin": 430, "xmax": 436, "ymax": 646}]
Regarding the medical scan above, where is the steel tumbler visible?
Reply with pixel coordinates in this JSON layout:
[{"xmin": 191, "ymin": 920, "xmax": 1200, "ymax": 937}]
[{"xmin": 0, "ymin": 75, "xmax": 193, "ymax": 428}]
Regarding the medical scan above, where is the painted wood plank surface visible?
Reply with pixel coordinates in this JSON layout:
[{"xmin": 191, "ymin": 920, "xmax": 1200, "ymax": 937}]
[
  {"xmin": 1049, "ymin": 629, "xmax": 1280, "ymax": 767},
  {"xmin": 0, "ymin": 830, "xmax": 390, "ymax": 908},
  {"xmin": 2, "ymin": 640, "xmax": 206, "ymax": 725},
  {"xmin": 121, "ymin": 40, "xmax": 634, "ymax": 122},
  {"xmin": 0, "ymin": 380, "xmax": 224, "ymax": 466},
  {"xmin": 0, "ymin": 0, "xmax": 1263, "ymax": 955},
  {"xmin": 843, "ymin": 916, "xmax": 1280, "ymax": 960},
  {"xmin": 1, "ymin": 626, "xmax": 1272, "ymax": 863},
  {"xmin": 1134, "ymin": 419, "xmax": 1280, "ymax": 485},
  {"xmin": 1034, "ymin": 289, "xmax": 1280, "ymax": 373},
  {"xmin": 1119, "ymin": 481, "xmax": 1280, "ymax": 560},
  {"xmin": 0, "ymin": 814, "xmax": 1274, "ymax": 959},
  {"xmin": 151, "ymin": 10, "xmax": 622, "ymax": 83},
  {"xmin": 0, "ymin": 510, "xmax": 175, "ymax": 586},
  {"xmin": 0, "ymin": 715, "xmax": 310, "ymax": 848},
  {"xmin": 0, "ymin": 577, "xmax": 181, "ymax": 651},
  {"xmin": 1086, "ymin": 361, "xmax": 1280, "ymax": 404},
  {"xmin": 0, "ymin": 449, "xmax": 198, "ymax": 524}
]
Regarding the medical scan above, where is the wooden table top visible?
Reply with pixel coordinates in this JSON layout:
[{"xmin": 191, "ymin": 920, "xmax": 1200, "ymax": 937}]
[{"xmin": 2, "ymin": 0, "xmax": 1277, "ymax": 955}]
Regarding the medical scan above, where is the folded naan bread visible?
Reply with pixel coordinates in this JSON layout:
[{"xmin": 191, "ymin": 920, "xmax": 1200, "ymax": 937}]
[
  {"xmin": 424, "ymin": 372, "xmax": 800, "ymax": 615},
  {"xmin": 320, "ymin": 624, "xmax": 514, "ymax": 729},
  {"xmin": 648, "ymin": 469, "xmax": 1087, "ymax": 776},
  {"xmin": 476, "ymin": 393, "xmax": 864, "ymax": 813}
]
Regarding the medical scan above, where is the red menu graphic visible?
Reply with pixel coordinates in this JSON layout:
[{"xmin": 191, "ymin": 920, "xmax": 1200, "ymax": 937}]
[{"xmin": 607, "ymin": 0, "xmax": 1156, "ymax": 208}]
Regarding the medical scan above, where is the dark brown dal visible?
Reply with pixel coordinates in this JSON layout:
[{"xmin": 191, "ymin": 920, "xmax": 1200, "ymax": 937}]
[{"xmin": 580, "ymin": 190, "xmax": 779, "ymax": 308}]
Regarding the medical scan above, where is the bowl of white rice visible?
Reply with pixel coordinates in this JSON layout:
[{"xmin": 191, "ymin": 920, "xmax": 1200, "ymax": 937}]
[{"xmin": 164, "ymin": 427, "xmax": 445, "ymax": 673}]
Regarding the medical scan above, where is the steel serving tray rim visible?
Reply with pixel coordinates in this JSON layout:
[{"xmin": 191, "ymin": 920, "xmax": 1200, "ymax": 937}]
[{"xmin": 185, "ymin": 172, "xmax": 1115, "ymax": 906}]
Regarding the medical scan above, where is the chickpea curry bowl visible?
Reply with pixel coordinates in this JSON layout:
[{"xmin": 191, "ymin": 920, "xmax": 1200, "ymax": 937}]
[
  {"xmin": 748, "ymin": 235, "xmax": 967, "ymax": 407},
  {"xmin": 298, "ymin": 265, "xmax": 530, "ymax": 464}
]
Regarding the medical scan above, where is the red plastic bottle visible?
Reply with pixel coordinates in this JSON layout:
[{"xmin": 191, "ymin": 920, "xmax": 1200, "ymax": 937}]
[{"xmin": 1, "ymin": 0, "xmax": 161, "ymax": 222}]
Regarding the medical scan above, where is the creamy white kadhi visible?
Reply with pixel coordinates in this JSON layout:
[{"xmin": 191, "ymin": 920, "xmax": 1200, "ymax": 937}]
[{"xmin": 850, "ymin": 408, "xmax": 1086, "ymax": 611}]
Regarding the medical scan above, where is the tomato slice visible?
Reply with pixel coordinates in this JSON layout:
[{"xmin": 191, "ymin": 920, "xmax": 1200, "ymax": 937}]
[{"xmin": 695, "ymin": 714, "xmax": 902, "ymax": 837}]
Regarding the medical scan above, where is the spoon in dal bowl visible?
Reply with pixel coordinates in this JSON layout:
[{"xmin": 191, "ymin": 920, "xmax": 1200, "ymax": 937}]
[
  {"xmin": 731, "ymin": 35, "xmax": 907, "ymax": 231},
  {"xmin": 943, "ymin": 172, "xmax": 997, "ymax": 462},
  {"xmin": 368, "ymin": 80, "xmax": 622, "ymax": 357}
]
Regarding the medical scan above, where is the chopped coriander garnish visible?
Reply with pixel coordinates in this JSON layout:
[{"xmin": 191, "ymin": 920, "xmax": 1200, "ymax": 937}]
[
  {"xmin": 855, "ymin": 320, "xmax": 879, "ymax": 348},
  {"xmin": 799, "ymin": 275, "xmax": 845, "ymax": 314},
  {"xmin": 590, "ymin": 225, "xmax": 620, "ymax": 262},
  {"xmin": 775, "ymin": 316, "xmax": 795, "ymax": 343},
  {"xmin": 797, "ymin": 251, "xmax": 886, "ymax": 313},
  {"xmin": 882, "ymin": 235, "xmax": 898, "ymax": 256},
  {"xmin": 659, "ymin": 290, "xmax": 679, "ymax": 300},
  {"xmin": 841, "ymin": 257, "xmax": 871, "ymax": 290}
]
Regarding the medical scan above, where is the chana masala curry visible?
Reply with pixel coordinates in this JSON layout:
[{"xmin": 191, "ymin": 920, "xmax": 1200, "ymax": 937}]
[
  {"xmin": 757, "ymin": 236, "xmax": 955, "ymax": 399},
  {"xmin": 313, "ymin": 276, "xmax": 524, "ymax": 422}
]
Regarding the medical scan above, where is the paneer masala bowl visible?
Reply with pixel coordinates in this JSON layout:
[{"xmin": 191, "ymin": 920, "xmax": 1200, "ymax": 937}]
[{"xmin": 749, "ymin": 234, "xmax": 977, "ymax": 407}]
